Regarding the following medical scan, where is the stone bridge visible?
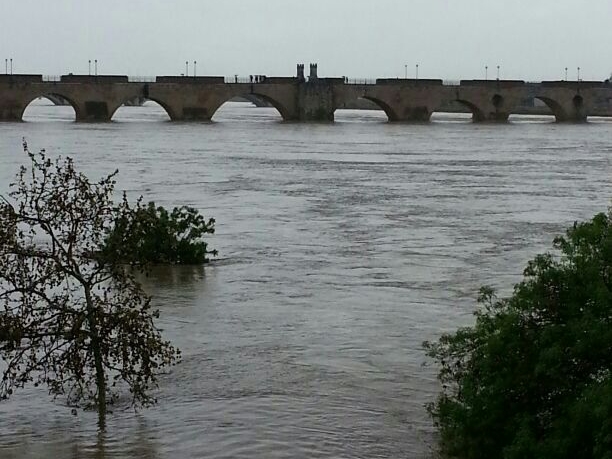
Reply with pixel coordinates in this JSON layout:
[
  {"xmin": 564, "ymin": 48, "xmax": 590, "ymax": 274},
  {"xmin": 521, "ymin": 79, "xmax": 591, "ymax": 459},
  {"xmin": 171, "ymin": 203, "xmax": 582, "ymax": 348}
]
[{"xmin": 1, "ymin": 65, "xmax": 611, "ymax": 123}]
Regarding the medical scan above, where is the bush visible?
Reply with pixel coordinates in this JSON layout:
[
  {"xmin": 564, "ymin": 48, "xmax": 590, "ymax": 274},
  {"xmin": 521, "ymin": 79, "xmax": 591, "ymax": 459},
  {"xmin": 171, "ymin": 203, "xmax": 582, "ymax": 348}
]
[
  {"xmin": 102, "ymin": 201, "xmax": 217, "ymax": 265},
  {"xmin": 425, "ymin": 212, "xmax": 612, "ymax": 459}
]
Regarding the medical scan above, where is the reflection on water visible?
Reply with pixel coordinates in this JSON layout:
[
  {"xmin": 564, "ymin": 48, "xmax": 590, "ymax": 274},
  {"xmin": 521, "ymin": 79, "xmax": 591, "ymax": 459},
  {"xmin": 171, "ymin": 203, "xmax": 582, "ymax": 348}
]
[
  {"xmin": 135, "ymin": 264, "xmax": 208, "ymax": 288},
  {"xmin": 1, "ymin": 102, "xmax": 612, "ymax": 458},
  {"xmin": 1, "ymin": 418, "xmax": 160, "ymax": 459}
]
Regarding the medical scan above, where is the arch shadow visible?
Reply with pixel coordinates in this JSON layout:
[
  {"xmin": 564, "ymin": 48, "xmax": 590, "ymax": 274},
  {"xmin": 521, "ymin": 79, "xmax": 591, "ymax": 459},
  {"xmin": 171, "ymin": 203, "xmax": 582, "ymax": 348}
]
[
  {"xmin": 235, "ymin": 94, "xmax": 272, "ymax": 107},
  {"xmin": 455, "ymin": 99, "xmax": 486, "ymax": 122},
  {"xmin": 534, "ymin": 96, "xmax": 567, "ymax": 122},
  {"xmin": 333, "ymin": 96, "xmax": 395, "ymax": 122},
  {"xmin": 362, "ymin": 96, "xmax": 398, "ymax": 121},
  {"xmin": 334, "ymin": 96, "xmax": 401, "ymax": 122}
]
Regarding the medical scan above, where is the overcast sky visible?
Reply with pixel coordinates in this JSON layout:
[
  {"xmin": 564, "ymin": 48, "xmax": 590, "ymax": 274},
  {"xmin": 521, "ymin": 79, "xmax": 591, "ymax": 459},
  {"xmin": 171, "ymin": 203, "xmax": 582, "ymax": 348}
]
[{"xmin": 2, "ymin": 0, "xmax": 611, "ymax": 81}]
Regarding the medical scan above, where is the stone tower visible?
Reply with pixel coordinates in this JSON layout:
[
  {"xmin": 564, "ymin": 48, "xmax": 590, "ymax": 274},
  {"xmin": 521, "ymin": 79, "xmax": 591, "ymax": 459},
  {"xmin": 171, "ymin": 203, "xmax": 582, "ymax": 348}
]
[{"xmin": 309, "ymin": 63, "xmax": 318, "ymax": 82}]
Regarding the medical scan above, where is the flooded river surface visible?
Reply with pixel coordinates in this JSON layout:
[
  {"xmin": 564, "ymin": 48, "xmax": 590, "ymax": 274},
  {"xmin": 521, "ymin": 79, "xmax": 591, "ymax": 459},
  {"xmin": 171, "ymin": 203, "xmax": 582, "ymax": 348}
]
[{"xmin": 0, "ymin": 101, "xmax": 611, "ymax": 458}]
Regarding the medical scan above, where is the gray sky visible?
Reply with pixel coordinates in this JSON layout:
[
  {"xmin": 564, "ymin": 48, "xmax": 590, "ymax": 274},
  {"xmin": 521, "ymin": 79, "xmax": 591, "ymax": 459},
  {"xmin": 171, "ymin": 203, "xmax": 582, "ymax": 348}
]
[{"xmin": 2, "ymin": 0, "xmax": 611, "ymax": 81}]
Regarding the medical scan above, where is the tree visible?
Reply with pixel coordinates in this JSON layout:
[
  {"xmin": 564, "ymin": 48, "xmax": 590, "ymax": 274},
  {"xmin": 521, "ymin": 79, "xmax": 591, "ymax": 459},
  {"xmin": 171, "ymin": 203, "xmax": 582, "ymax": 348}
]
[
  {"xmin": 425, "ymin": 212, "xmax": 612, "ymax": 459},
  {"xmin": 102, "ymin": 201, "xmax": 217, "ymax": 266},
  {"xmin": 0, "ymin": 141, "xmax": 180, "ymax": 428}
]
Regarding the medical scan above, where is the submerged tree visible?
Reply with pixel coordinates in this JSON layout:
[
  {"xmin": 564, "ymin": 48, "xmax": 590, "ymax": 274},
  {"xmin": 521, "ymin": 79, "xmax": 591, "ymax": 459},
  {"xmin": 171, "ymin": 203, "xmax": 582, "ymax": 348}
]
[
  {"xmin": 0, "ymin": 141, "xmax": 180, "ymax": 428},
  {"xmin": 102, "ymin": 201, "xmax": 217, "ymax": 266},
  {"xmin": 425, "ymin": 212, "xmax": 612, "ymax": 459}
]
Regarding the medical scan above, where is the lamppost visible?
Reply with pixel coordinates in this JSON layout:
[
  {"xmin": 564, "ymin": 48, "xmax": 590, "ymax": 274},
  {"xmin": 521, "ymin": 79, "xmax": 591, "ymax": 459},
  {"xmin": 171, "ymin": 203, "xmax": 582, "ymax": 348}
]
[
  {"xmin": 10, "ymin": 58, "xmax": 12, "ymax": 75},
  {"xmin": 194, "ymin": 60, "xmax": 197, "ymax": 77},
  {"xmin": 185, "ymin": 61, "xmax": 188, "ymax": 76},
  {"xmin": 416, "ymin": 63, "xmax": 419, "ymax": 80},
  {"xmin": 4, "ymin": 59, "xmax": 6, "ymax": 74},
  {"xmin": 496, "ymin": 65, "xmax": 500, "ymax": 80},
  {"xmin": 577, "ymin": 67, "xmax": 580, "ymax": 82},
  {"xmin": 94, "ymin": 59, "xmax": 97, "ymax": 76},
  {"xmin": 565, "ymin": 67, "xmax": 568, "ymax": 81},
  {"xmin": 404, "ymin": 64, "xmax": 407, "ymax": 79},
  {"xmin": 88, "ymin": 59, "xmax": 91, "ymax": 76},
  {"xmin": 485, "ymin": 65, "xmax": 488, "ymax": 81}
]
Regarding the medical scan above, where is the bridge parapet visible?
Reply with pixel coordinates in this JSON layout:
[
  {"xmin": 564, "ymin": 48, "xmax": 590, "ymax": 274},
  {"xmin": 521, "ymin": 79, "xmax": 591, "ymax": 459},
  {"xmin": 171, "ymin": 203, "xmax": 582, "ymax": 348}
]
[
  {"xmin": 310, "ymin": 77, "xmax": 345, "ymax": 84},
  {"xmin": 460, "ymin": 79, "xmax": 525, "ymax": 87},
  {"xmin": 540, "ymin": 80, "xmax": 607, "ymax": 89},
  {"xmin": 60, "ymin": 75, "xmax": 129, "ymax": 83},
  {"xmin": 259, "ymin": 77, "xmax": 298, "ymax": 84},
  {"xmin": 0, "ymin": 74, "xmax": 43, "ymax": 83},
  {"xmin": 376, "ymin": 78, "xmax": 443, "ymax": 86},
  {"xmin": 155, "ymin": 76, "xmax": 225, "ymax": 84}
]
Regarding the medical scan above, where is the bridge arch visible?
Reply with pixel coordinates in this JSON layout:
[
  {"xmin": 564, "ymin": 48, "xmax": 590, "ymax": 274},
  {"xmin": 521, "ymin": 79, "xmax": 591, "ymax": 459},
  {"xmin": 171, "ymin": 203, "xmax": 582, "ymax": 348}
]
[
  {"xmin": 21, "ymin": 93, "xmax": 80, "ymax": 121},
  {"xmin": 109, "ymin": 96, "xmax": 175, "ymax": 121},
  {"xmin": 239, "ymin": 94, "xmax": 272, "ymax": 107},
  {"xmin": 210, "ymin": 92, "xmax": 290, "ymax": 121}
]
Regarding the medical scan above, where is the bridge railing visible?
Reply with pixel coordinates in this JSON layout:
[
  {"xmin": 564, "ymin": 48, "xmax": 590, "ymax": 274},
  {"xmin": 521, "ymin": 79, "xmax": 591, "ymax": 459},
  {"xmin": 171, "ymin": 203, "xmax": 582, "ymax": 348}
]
[
  {"xmin": 128, "ymin": 76, "xmax": 155, "ymax": 82},
  {"xmin": 345, "ymin": 78, "xmax": 376, "ymax": 85},
  {"xmin": 443, "ymin": 80, "xmax": 460, "ymax": 86},
  {"xmin": 225, "ymin": 76, "xmax": 253, "ymax": 84},
  {"xmin": 42, "ymin": 75, "xmax": 61, "ymax": 82}
]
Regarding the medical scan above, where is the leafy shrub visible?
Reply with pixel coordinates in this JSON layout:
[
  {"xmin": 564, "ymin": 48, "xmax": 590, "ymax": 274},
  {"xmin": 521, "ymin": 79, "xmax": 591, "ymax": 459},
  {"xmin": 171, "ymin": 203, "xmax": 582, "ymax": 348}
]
[
  {"xmin": 103, "ymin": 201, "xmax": 217, "ymax": 265},
  {"xmin": 425, "ymin": 212, "xmax": 612, "ymax": 459}
]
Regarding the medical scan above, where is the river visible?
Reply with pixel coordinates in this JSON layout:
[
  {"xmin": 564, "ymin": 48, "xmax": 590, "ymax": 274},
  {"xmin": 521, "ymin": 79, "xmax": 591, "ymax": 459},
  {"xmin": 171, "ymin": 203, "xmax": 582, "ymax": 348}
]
[{"xmin": 0, "ymin": 100, "xmax": 611, "ymax": 458}]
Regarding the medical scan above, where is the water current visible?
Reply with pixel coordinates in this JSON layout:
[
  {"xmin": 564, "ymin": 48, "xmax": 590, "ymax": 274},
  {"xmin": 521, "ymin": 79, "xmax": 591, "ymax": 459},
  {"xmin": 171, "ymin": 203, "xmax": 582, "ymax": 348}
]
[{"xmin": 0, "ymin": 100, "xmax": 611, "ymax": 458}]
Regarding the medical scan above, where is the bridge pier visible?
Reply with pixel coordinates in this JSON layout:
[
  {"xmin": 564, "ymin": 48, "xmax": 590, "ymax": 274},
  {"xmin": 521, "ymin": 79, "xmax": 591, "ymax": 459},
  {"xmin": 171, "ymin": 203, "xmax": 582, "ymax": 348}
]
[
  {"xmin": 455, "ymin": 82, "xmax": 527, "ymax": 123},
  {"xmin": 76, "ymin": 101, "xmax": 109, "ymax": 122},
  {"xmin": 550, "ymin": 106, "xmax": 587, "ymax": 123},
  {"xmin": 470, "ymin": 109, "xmax": 510, "ymax": 123},
  {"xmin": 0, "ymin": 79, "xmax": 38, "ymax": 121},
  {"xmin": 298, "ymin": 81, "xmax": 336, "ymax": 121},
  {"xmin": 371, "ymin": 81, "xmax": 450, "ymax": 122},
  {"xmin": 555, "ymin": 113, "xmax": 588, "ymax": 123},
  {"xmin": 395, "ymin": 106, "xmax": 433, "ymax": 122},
  {"xmin": 535, "ymin": 90, "xmax": 590, "ymax": 123},
  {"xmin": 0, "ymin": 103, "xmax": 23, "ymax": 121}
]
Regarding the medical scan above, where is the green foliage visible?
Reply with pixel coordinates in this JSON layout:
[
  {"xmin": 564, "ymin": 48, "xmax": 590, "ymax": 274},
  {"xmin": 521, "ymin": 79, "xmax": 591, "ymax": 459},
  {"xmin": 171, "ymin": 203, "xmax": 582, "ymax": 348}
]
[
  {"xmin": 102, "ymin": 201, "xmax": 217, "ymax": 266},
  {"xmin": 0, "ymin": 141, "xmax": 180, "ymax": 428},
  {"xmin": 425, "ymin": 212, "xmax": 612, "ymax": 459}
]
